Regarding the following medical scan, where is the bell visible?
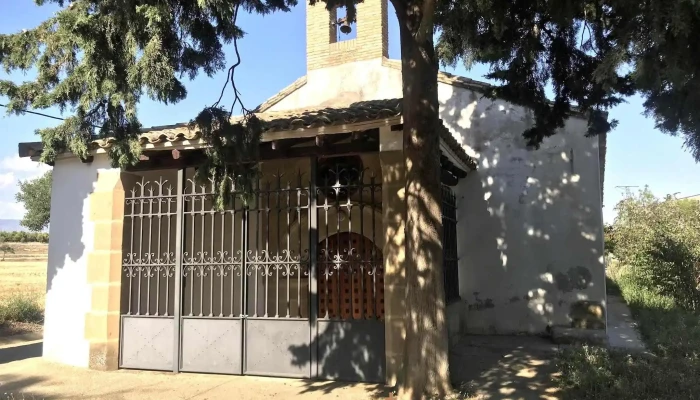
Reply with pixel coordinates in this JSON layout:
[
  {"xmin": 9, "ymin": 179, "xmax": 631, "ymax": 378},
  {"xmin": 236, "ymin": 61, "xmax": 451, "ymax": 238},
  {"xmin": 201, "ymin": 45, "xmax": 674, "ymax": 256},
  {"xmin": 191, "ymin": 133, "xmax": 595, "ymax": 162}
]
[{"xmin": 338, "ymin": 17, "xmax": 352, "ymax": 35}]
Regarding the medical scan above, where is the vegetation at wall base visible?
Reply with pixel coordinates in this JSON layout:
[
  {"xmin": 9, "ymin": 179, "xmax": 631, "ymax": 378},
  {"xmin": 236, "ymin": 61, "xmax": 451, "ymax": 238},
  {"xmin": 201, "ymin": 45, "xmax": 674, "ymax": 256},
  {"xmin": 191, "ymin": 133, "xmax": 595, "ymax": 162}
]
[
  {"xmin": 557, "ymin": 272, "xmax": 700, "ymax": 399},
  {"xmin": 557, "ymin": 189, "xmax": 700, "ymax": 399},
  {"xmin": 0, "ymin": 292, "xmax": 44, "ymax": 325},
  {"xmin": 0, "ymin": 232, "xmax": 49, "ymax": 244}
]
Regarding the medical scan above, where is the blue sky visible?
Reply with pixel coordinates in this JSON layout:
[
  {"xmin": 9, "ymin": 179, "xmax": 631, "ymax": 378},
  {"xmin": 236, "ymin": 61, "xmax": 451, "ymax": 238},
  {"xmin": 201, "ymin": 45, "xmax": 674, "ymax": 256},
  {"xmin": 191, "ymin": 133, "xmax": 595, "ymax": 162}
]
[{"xmin": 2, "ymin": 1, "xmax": 700, "ymax": 223}]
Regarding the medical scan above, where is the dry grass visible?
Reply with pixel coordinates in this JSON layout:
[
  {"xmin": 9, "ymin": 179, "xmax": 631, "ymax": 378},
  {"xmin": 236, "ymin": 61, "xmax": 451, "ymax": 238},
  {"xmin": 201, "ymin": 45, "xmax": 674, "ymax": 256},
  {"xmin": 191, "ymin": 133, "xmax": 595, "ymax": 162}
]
[
  {"xmin": 0, "ymin": 242, "xmax": 47, "ymax": 337},
  {"xmin": 0, "ymin": 242, "xmax": 47, "ymax": 304}
]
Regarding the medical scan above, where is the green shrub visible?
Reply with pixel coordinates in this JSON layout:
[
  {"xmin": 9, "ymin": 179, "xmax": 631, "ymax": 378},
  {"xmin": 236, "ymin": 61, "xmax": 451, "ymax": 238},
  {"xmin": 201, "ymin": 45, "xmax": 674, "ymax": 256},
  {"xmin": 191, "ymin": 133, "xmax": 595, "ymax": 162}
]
[
  {"xmin": 604, "ymin": 224, "xmax": 616, "ymax": 255},
  {"xmin": 0, "ymin": 231, "xmax": 49, "ymax": 243},
  {"xmin": 0, "ymin": 292, "xmax": 44, "ymax": 324},
  {"xmin": 640, "ymin": 236, "xmax": 700, "ymax": 310},
  {"xmin": 557, "ymin": 272, "xmax": 698, "ymax": 399},
  {"xmin": 612, "ymin": 188, "xmax": 700, "ymax": 311}
]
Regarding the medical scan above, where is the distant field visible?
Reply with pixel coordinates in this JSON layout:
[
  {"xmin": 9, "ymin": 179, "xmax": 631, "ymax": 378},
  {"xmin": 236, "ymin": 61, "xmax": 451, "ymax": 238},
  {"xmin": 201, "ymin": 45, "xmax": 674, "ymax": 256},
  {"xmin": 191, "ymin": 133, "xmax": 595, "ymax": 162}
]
[{"xmin": 0, "ymin": 243, "xmax": 48, "ymax": 304}]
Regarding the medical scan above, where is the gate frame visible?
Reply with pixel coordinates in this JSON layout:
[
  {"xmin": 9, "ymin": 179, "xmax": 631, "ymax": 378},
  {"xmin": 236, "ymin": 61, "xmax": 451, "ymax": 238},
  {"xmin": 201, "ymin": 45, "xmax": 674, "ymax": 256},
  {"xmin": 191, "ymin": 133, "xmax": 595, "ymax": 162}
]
[
  {"xmin": 119, "ymin": 155, "xmax": 388, "ymax": 380},
  {"xmin": 172, "ymin": 168, "xmax": 185, "ymax": 372}
]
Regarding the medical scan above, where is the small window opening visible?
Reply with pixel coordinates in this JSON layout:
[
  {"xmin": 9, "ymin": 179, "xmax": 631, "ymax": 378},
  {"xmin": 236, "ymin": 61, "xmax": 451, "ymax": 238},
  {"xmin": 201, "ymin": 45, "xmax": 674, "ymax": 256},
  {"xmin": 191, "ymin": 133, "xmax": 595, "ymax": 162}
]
[{"xmin": 332, "ymin": 6, "xmax": 357, "ymax": 42}]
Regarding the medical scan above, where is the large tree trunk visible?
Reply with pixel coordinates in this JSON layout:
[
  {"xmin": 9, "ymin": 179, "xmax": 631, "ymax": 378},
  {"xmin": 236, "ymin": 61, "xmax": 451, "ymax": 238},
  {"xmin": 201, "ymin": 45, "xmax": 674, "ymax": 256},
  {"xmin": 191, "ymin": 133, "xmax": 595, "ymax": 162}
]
[{"xmin": 392, "ymin": 0, "xmax": 451, "ymax": 398}]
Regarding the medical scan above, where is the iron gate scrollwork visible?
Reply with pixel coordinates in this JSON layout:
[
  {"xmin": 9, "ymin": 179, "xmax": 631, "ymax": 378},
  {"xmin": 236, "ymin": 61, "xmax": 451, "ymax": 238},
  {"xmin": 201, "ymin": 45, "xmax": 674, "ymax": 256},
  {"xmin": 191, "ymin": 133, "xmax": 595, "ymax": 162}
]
[
  {"xmin": 120, "ymin": 157, "xmax": 384, "ymax": 382},
  {"xmin": 315, "ymin": 158, "xmax": 385, "ymax": 382},
  {"xmin": 120, "ymin": 175, "xmax": 178, "ymax": 371}
]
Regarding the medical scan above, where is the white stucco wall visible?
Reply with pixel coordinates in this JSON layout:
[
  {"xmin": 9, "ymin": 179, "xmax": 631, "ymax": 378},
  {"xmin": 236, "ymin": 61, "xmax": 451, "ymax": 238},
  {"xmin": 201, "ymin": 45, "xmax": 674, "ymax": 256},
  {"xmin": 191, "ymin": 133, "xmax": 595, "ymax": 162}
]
[
  {"xmin": 266, "ymin": 58, "xmax": 606, "ymax": 335},
  {"xmin": 44, "ymin": 154, "xmax": 117, "ymax": 366},
  {"xmin": 442, "ymin": 88, "xmax": 606, "ymax": 334},
  {"xmin": 268, "ymin": 59, "xmax": 402, "ymax": 110}
]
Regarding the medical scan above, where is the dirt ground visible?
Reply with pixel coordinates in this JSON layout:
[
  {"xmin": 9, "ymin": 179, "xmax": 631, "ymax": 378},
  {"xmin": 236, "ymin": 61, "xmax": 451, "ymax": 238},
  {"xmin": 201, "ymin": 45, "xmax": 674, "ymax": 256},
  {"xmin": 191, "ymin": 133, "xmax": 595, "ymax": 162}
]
[
  {"xmin": 0, "ymin": 242, "xmax": 47, "ymax": 303},
  {"xmin": 0, "ymin": 335, "xmax": 564, "ymax": 400},
  {"xmin": 450, "ymin": 336, "xmax": 562, "ymax": 400},
  {"xmin": 0, "ymin": 356, "xmax": 389, "ymax": 400},
  {"xmin": 0, "ymin": 244, "xmax": 565, "ymax": 399}
]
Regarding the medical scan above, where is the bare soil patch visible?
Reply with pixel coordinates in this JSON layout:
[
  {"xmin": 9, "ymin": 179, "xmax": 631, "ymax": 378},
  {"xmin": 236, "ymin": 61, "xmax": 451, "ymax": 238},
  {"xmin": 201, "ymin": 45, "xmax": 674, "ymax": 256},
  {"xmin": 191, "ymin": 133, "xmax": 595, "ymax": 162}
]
[{"xmin": 0, "ymin": 321, "xmax": 43, "ymax": 337}]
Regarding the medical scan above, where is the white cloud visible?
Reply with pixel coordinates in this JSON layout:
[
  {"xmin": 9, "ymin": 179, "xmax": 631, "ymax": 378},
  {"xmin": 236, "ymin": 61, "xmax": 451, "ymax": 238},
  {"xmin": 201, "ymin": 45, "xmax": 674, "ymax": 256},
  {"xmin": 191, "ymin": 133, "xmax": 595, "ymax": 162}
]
[
  {"xmin": 0, "ymin": 156, "xmax": 51, "ymax": 221},
  {"xmin": 0, "ymin": 172, "xmax": 15, "ymax": 189},
  {"xmin": 0, "ymin": 201, "xmax": 26, "ymax": 219},
  {"xmin": 0, "ymin": 156, "xmax": 51, "ymax": 179}
]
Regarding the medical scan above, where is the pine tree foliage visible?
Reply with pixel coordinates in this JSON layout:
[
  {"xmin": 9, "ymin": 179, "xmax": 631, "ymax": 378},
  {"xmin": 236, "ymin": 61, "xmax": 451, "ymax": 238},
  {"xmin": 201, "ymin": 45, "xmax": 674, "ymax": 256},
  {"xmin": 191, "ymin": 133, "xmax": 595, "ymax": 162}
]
[
  {"xmin": 436, "ymin": 0, "xmax": 700, "ymax": 158},
  {"xmin": 9, "ymin": 0, "xmax": 700, "ymax": 397},
  {"xmin": 2, "ymin": 1, "xmax": 700, "ymax": 205},
  {"xmin": 0, "ymin": 0, "xmax": 297, "ymax": 206}
]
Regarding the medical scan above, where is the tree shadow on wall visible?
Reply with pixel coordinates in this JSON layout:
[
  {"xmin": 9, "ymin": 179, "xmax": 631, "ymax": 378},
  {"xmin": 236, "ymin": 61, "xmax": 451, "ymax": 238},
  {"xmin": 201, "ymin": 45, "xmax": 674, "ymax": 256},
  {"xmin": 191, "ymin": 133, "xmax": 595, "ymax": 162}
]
[
  {"xmin": 440, "ymin": 84, "xmax": 607, "ymax": 335},
  {"xmin": 285, "ymin": 145, "xmax": 453, "ymax": 398},
  {"xmin": 283, "ymin": 73, "xmax": 607, "ymax": 398}
]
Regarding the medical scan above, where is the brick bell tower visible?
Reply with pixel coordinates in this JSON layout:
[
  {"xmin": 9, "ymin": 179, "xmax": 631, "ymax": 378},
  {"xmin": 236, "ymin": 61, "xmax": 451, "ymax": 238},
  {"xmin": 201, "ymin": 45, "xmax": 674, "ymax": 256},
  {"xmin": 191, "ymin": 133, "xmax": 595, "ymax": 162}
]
[{"xmin": 306, "ymin": 0, "xmax": 389, "ymax": 71}]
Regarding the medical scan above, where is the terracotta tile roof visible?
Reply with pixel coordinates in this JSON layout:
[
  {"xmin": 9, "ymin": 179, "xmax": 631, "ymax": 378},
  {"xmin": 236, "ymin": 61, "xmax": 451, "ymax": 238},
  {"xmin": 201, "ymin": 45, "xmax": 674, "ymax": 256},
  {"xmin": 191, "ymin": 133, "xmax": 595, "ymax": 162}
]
[
  {"xmin": 260, "ymin": 98, "xmax": 404, "ymax": 131},
  {"xmin": 19, "ymin": 98, "xmax": 477, "ymax": 171},
  {"xmin": 88, "ymin": 98, "xmax": 405, "ymax": 150}
]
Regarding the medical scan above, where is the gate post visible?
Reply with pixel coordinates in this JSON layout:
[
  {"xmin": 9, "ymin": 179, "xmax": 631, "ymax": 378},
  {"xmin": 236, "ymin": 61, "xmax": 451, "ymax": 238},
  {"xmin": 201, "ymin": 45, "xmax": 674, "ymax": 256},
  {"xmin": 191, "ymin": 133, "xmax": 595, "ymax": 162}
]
[
  {"xmin": 85, "ymin": 170, "xmax": 139, "ymax": 370},
  {"xmin": 309, "ymin": 156, "xmax": 319, "ymax": 379},
  {"xmin": 172, "ymin": 168, "xmax": 185, "ymax": 372},
  {"xmin": 379, "ymin": 126, "xmax": 406, "ymax": 386}
]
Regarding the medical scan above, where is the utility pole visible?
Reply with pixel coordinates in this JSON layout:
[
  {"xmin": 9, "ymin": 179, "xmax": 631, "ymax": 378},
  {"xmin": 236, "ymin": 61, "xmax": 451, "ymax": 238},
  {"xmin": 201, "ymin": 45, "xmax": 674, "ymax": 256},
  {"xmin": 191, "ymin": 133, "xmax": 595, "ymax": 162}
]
[
  {"xmin": 615, "ymin": 185, "xmax": 639, "ymax": 190},
  {"xmin": 615, "ymin": 186, "xmax": 639, "ymax": 199}
]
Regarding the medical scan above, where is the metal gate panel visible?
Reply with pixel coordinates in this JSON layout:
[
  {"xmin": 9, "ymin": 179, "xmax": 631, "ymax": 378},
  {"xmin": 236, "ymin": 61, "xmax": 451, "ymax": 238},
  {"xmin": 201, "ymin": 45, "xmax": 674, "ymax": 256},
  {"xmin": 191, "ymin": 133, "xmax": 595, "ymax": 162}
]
[
  {"xmin": 120, "ymin": 171, "xmax": 179, "ymax": 371},
  {"xmin": 120, "ymin": 158, "xmax": 386, "ymax": 382},
  {"xmin": 317, "ymin": 320, "xmax": 385, "ymax": 382},
  {"xmin": 120, "ymin": 316, "xmax": 174, "ymax": 370},
  {"xmin": 180, "ymin": 318, "xmax": 242, "ymax": 374},
  {"xmin": 314, "ymin": 158, "xmax": 386, "ymax": 383},
  {"xmin": 244, "ymin": 319, "xmax": 311, "ymax": 377}
]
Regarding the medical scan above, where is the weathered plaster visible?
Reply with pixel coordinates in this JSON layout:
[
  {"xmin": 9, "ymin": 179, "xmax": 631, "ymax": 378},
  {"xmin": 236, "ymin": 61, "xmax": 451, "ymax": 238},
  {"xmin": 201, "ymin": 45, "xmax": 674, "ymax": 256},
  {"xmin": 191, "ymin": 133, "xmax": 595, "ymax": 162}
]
[
  {"xmin": 268, "ymin": 59, "xmax": 403, "ymax": 111},
  {"xmin": 449, "ymin": 96, "xmax": 606, "ymax": 334},
  {"xmin": 44, "ymin": 155, "xmax": 118, "ymax": 367}
]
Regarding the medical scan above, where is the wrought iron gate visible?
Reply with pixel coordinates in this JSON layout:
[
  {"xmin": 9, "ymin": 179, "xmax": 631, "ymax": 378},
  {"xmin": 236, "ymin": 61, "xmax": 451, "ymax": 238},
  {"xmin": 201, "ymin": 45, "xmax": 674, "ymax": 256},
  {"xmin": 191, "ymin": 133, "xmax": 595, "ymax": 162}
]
[{"xmin": 119, "ymin": 159, "xmax": 385, "ymax": 382}]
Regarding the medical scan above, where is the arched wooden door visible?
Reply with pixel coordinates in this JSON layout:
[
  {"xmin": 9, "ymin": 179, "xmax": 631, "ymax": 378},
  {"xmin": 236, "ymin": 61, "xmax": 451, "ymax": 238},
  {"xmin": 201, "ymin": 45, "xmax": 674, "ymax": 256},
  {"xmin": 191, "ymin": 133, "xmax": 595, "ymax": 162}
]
[{"xmin": 318, "ymin": 232, "xmax": 384, "ymax": 320}]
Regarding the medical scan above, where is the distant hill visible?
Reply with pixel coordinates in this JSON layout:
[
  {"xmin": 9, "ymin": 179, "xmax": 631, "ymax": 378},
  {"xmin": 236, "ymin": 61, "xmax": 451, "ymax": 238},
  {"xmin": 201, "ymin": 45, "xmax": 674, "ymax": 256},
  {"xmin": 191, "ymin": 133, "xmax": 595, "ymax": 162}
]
[{"xmin": 0, "ymin": 219, "xmax": 28, "ymax": 232}]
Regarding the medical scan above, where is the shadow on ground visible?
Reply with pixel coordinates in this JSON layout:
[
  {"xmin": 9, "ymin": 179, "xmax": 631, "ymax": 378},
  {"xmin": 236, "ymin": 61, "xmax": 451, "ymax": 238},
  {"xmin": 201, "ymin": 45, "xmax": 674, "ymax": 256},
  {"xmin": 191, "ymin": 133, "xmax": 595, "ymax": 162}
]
[
  {"xmin": 450, "ymin": 336, "xmax": 562, "ymax": 400},
  {"xmin": 0, "ymin": 342, "xmax": 42, "ymax": 365},
  {"xmin": 293, "ymin": 379, "xmax": 391, "ymax": 399}
]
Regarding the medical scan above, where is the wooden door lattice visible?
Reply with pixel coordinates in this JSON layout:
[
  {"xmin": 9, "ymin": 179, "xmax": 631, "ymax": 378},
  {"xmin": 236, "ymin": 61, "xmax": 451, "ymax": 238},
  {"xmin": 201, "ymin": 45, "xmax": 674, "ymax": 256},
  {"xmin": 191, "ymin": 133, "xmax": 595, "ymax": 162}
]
[{"xmin": 318, "ymin": 232, "xmax": 384, "ymax": 320}]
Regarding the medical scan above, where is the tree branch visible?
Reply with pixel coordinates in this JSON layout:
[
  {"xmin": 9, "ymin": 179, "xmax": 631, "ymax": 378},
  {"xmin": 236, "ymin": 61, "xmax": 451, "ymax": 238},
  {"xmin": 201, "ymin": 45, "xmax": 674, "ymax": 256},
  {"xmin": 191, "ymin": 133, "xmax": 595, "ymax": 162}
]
[{"xmin": 211, "ymin": 3, "xmax": 251, "ymax": 118}]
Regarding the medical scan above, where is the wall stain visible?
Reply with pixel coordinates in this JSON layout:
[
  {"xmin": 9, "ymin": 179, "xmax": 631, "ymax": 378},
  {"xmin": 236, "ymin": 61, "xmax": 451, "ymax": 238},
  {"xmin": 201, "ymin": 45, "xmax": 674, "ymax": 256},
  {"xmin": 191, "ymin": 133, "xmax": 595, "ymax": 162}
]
[
  {"xmin": 468, "ymin": 298, "xmax": 495, "ymax": 311},
  {"xmin": 555, "ymin": 266, "xmax": 593, "ymax": 292},
  {"xmin": 468, "ymin": 292, "xmax": 496, "ymax": 311},
  {"xmin": 509, "ymin": 296, "xmax": 521, "ymax": 303},
  {"xmin": 569, "ymin": 300, "xmax": 605, "ymax": 329}
]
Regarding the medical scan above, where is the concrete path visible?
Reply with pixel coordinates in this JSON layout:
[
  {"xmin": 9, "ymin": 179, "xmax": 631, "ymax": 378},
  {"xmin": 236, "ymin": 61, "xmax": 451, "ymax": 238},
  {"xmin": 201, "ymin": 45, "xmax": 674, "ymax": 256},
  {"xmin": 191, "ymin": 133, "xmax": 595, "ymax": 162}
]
[
  {"xmin": 0, "ymin": 356, "xmax": 389, "ymax": 399},
  {"xmin": 606, "ymin": 294, "xmax": 646, "ymax": 352},
  {"xmin": 449, "ymin": 336, "xmax": 562, "ymax": 400},
  {"xmin": 0, "ymin": 334, "xmax": 568, "ymax": 400}
]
